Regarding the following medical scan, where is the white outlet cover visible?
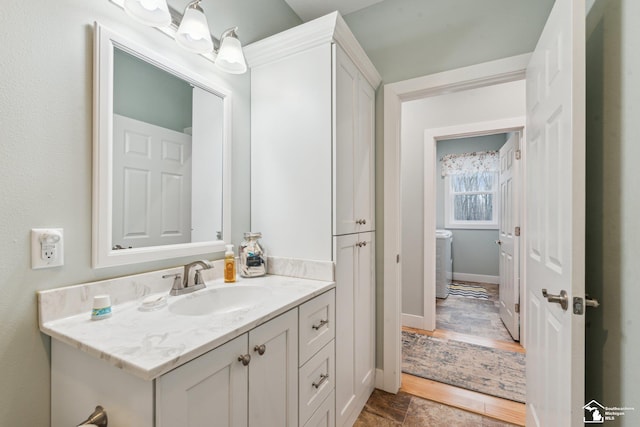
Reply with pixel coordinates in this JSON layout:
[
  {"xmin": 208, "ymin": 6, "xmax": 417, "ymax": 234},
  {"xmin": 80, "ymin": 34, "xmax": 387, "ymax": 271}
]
[{"xmin": 31, "ymin": 228, "xmax": 64, "ymax": 269}]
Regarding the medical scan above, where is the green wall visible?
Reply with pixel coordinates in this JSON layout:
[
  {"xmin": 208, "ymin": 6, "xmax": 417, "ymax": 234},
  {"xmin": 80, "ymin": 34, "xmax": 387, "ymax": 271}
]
[
  {"xmin": 344, "ymin": 0, "xmax": 554, "ymax": 83},
  {"xmin": 585, "ymin": 0, "xmax": 640, "ymax": 424},
  {"xmin": 113, "ymin": 48, "xmax": 192, "ymax": 132},
  {"xmin": 0, "ymin": 0, "xmax": 300, "ymax": 425},
  {"xmin": 436, "ymin": 134, "xmax": 507, "ymax": 277}
]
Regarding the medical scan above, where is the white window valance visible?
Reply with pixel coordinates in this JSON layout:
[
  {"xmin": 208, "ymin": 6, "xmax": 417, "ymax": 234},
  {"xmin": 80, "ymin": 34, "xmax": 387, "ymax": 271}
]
[{"xmin": 440, "ymin": 151, "xmax": 499, "ymax": 177}]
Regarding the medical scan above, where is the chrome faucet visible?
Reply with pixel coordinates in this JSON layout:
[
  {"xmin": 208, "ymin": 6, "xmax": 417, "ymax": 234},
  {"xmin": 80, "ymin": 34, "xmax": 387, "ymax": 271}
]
[{"xmin": 163, "ymin": 260, "xmax": 214, "ymax": 296}]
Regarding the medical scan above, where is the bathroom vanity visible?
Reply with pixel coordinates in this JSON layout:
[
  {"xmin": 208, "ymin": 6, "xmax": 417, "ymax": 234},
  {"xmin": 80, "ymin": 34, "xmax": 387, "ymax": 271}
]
[{"xmin": 38, "ymin": 266, "xmax": 335, "ymax": 427}]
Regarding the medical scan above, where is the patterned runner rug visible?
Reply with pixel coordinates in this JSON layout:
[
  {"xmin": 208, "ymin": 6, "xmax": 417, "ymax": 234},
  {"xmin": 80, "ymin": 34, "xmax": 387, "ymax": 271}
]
[
  {"xmin": 448, "ymin": 283, "xmax": 489, "ymax": 299},
  {"xmin": 402, "ymin": 331, "xmax": 526, "ymax": 403}
]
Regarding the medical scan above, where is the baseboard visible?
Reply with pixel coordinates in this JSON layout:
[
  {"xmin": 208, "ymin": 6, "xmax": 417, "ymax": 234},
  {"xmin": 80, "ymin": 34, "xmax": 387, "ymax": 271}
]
[
  {"xmin": 452, "ymin": 272, "xmax": 499, "ymax": 284},
  {"xmin": 402, "ymin": 313, "xmax": 426, "ymax": 329},
  {"xmin": 375, "ymin": 368, "xmax": 385, "ymax": 390}
]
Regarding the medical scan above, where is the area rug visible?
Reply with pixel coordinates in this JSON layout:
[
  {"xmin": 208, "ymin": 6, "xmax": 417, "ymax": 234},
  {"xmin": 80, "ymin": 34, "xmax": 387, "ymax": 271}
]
[
  {"xmin": 402, "ymin": 331, "xmax": 525, "ymax": 402},
  {"xmin": 448, "ymin": 283, "xmax": 489, "ymax": 299}
]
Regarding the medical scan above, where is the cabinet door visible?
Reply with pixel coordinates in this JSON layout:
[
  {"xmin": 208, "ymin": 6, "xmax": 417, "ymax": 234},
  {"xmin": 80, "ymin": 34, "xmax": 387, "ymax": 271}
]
[
  {"xmin": 334, "ymin": 47, "xmax": 375, "ymax": 236},
  {"xmin": 334, "ymin": 234, "xmax": 358, "ymax": 425},
  {"xmin": 249, "ymin": 309, "xmax": 298, "ymax": 427},
  {"xmin": 334, "ymin": 46, "xmax": 358, "ymax": 236},
  {"xmin": 355, "ymin": 232, "xmax": 375, "ymax": 394},
  {"xmin": 156, "ymin": 334, "xmax": 248, "ymax": 427},
  {"xmin": 354, "ymin": 79, "xmax": 375, "ymax": 233}
]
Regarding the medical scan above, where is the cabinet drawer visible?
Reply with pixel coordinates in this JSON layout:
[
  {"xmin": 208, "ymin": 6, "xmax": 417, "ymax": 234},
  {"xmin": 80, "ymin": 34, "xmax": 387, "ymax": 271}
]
[
  {"xmin": 303, "ymin": 390, "xmax": 335, "ymax": 427},
  {"xmin": 299, "ymin": 340, "xmax": 335, "ymax": 425},
  {"xmin": 299, "ymin": 289, "xmax": 335, "ymax": 365}
]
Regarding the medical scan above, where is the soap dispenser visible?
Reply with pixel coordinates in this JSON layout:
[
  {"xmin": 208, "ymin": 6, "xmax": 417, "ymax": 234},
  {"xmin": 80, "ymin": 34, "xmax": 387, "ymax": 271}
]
[{"xmin": 224, "ymin": 244, "xmax": 236, "ymax": 283}]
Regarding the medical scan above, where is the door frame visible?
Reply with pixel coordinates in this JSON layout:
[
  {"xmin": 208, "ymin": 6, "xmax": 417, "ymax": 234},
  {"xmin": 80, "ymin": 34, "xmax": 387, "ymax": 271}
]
[
  {"xmin": 381, "ymin": 53, "xmax": 530, "ymax": 393},
  {"xmin": 421, "ymin": 120, "xmax": 525, "ymax": 334}
]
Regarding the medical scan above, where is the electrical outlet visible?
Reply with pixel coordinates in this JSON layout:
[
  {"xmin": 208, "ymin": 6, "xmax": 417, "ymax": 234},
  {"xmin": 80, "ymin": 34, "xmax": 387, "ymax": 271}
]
[{"xmin": 32, "ymin": 228, "xmax": 64, "ymax": 269}]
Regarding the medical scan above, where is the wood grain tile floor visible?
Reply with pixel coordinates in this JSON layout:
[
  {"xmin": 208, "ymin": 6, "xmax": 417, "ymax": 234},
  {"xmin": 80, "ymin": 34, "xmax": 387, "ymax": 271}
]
[{"xmin": 355, "ymin": 282, "xmax": 527, "ymax": 426}]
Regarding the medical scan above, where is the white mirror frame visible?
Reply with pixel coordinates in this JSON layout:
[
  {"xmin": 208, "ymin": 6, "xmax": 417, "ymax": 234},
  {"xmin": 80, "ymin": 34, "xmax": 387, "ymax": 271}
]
[{"xmin": 93, "ymin": 22, "xmax": 232, "ymax": 268}]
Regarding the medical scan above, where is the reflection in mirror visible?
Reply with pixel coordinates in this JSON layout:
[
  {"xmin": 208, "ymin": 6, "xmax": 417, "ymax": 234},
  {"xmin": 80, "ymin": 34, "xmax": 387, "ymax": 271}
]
[
  {"xmin": 93, "ymin": 23, "xmax": 231, "ymax": 268},
  {"xmin": 112, "ymin": 48, "xmax": 223, "ymax": 249}
]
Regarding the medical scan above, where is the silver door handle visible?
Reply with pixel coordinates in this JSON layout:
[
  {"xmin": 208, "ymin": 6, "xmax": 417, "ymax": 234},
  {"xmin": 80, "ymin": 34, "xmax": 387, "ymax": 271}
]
[{"xmin": 542, "ymin": 289, "xmax": 568, "ymax": 310}]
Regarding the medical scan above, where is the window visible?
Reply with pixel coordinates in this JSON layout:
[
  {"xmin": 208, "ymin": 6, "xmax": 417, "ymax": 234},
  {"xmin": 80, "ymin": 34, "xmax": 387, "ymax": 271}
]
[{"xmin": 441, "ymin": 151, "xmax": 499, "ymax": 229}]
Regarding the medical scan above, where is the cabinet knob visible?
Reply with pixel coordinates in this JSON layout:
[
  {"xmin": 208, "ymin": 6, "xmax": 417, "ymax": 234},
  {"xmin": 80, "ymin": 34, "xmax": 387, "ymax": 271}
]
[
  {"xmin": 356, "ymin": 219, "xmax": 367, "ymax": 225},
  {"xmin": 238, "ymin": 354, "xmax": 251, "ymax": 366},
  {"xmin": 254, "ymin": 344, "xmax": 266, "ymax": 356}
]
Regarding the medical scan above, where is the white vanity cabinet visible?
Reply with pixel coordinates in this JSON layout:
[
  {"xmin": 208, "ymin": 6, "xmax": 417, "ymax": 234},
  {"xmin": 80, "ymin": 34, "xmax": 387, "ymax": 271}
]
[
  {"xmin": 247, "ymin": 12, "xmax": 380, "ymax": 261},
  {"xmin": 48, "ymin": 285, "xmax": 335, "ymax": 427},
  {"xmin": 157, "ymin": 309, "xmax": 298, "ymax": 427},
  {"xmin": 245, "ymin": 12, "xmax": 381, "ymax": 427}
]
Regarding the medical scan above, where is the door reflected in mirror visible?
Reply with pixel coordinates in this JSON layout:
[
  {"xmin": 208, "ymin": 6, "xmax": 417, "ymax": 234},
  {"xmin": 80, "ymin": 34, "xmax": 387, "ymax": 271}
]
[
  {"xmin": 93, "ymin": 23, "xmax": 231, "ymax": 268},
  {"xmin": 112, "ymin": 48, "xmax": 223, "ymax": 249}
]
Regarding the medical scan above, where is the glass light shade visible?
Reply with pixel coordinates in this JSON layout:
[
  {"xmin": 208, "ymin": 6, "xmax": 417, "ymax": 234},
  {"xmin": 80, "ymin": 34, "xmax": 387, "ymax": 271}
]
[
  {"xmin": 123, "ymin": 0, "xmax": 171, "ymax": 27},
  {"xmin": 215, "ymin": 35, "xmax": 247, "ymax": 74},
  {"xmin": 176, "ymin": 6, "xmax": 214, "ymax": 54}
]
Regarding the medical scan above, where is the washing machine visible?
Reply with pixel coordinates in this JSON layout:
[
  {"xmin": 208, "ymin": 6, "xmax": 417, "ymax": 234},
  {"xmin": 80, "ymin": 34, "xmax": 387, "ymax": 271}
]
[{"xmin": 435, "ymin": 229, "xmax": 453, "ymax": 298}]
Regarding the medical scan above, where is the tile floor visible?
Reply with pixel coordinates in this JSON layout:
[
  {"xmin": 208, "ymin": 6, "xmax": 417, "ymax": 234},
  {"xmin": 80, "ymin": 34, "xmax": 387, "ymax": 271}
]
[
  {"xmin": 355, "ymin": 389, "xmax": 519, "ymax": 426},
  {"xmin": 357, "ymin": 282, "xmax": 524, "ymax": 426},
  {"xmin": 436, "ymin": 282, "xmax": 516, "ymax": 343}
]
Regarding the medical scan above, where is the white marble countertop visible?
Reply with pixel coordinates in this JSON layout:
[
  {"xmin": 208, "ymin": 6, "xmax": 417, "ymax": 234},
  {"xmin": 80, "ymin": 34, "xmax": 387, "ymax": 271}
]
[{"xmin": 39, "ymin": 274, "xmax": 334, "ymax": 381}]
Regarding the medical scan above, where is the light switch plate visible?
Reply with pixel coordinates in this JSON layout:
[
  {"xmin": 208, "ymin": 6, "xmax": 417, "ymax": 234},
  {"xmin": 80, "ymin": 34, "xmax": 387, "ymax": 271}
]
[{"xmin": 31, "ymin": 228, "xmax": 64, "ymax": 269}]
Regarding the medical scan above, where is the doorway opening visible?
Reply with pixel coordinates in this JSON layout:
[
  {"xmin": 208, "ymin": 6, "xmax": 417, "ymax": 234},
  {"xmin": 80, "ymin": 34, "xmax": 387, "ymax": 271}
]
[{"xmin": 401, "ymin": 125, "xmax": 526, "ymax": 415}]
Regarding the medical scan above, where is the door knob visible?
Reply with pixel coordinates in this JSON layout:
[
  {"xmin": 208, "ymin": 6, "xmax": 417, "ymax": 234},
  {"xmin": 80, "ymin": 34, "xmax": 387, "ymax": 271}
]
[
  {"xmin": 495, "ymin": 240, "xmax": 502, "ymax": 245},
  {"xmin": 254, "ymin": 344, "xmax": 266, "ymax": 355},
  {"xmin": 542, "ymin": 289, "xmax": 569, "ymax": 310}
]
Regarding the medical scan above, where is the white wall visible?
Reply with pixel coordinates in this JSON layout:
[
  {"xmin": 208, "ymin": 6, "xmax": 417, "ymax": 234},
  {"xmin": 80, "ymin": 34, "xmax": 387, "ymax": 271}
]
[{"xmin": 400, "ymin": 80, "xmax": 525, "ymax": 317}]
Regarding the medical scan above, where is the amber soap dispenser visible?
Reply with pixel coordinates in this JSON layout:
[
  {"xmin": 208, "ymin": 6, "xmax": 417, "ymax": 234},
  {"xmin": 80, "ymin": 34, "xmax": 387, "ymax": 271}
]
[{"xmin": 224, "ymin": 244, "xmax": 236, "ymax": 283}]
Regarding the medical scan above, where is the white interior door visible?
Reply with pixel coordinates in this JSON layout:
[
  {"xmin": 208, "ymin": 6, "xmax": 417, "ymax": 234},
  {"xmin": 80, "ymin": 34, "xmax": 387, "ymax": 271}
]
[
  {"xmin": 112, "ymin": 114, "xmax": 192, "ymax": 249},
  {"xmin": 525, "ymin": 0, "xmax": 585, "ymax": 425},
  {"xmin": 498, "ymin": 132, "xmax": 520, "ymax": 341}
]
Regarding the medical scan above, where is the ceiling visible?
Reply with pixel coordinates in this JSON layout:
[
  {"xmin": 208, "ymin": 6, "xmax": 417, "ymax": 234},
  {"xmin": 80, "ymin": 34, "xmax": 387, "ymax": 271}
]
[{"xmin": 283, "ymin": 0, "xmax": 384, "ymax": 21}]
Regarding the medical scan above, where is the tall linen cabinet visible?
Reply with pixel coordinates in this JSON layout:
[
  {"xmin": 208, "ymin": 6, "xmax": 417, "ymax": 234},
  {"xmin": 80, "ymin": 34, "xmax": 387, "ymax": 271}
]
[{"xmin": 245, "ymin": 12, "xmax": 381, "ymax": 427}]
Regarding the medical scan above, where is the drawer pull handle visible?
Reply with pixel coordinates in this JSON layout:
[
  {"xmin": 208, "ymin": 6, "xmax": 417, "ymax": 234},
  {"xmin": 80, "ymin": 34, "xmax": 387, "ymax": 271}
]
[
  {"xmin": 312, "ymin": 373, "xmax": 329, "ymax": 389},
  {"xmin": 238, "ymin": 354, "xmax": 251, "ymax": 366},
  {"xmin": 254, "ymin": 344, "xmax": 266, "ymax": 355},
  {"xmin": 312, "ymin": 319, "xmax": 329, "ymax": 330}
]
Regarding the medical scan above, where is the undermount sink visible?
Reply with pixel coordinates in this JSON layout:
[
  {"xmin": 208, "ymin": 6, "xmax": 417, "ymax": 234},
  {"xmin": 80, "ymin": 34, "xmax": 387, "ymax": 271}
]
[{"xmin": 168, "ymin": 285, "xmax": 273, "ymax": 316}]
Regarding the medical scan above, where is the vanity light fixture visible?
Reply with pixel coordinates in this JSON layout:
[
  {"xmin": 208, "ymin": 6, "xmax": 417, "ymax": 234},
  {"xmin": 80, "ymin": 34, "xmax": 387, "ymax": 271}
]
[
  {"xmin": 123, "ymin": 0, "xmax": 171, "ymax": 27},
  {"xmin": 215, "ymin": 27, "xmax": 248, "ymax": 74},
  {"xmin": 175, "ymin": 0, "xmax": 214, "ymax": 54},
  {"xmin": 113, "ymin": 0, "xmax": 248, "ymax": 74}
]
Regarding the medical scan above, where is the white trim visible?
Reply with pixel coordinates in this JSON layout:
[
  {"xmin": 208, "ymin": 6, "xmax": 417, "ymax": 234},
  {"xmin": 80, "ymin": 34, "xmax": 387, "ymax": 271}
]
[
  {"xmin": 401, "ymin": 313, "xmax": 427, "ymax": 329},
  {"xmin": 382, "ymin": 55, "xmax": 530, "ymax": 394},
  {"xmin": 422, "ymin": 118, "xmax": 525, "ymax": 331},
  {"xmin": 244, "ymin": 12, "xmax": 381, "ymax": 88},
  {"xmin": 92, "ymin": 23, "xmax": 232, "ymax": 268},
  {"xmin": 374, "ymin": 368, "xmax": 385, "ymax": 390},
  {"xmin": 452, "ymin": 273, "xmax": 499, "ymax": 285}
]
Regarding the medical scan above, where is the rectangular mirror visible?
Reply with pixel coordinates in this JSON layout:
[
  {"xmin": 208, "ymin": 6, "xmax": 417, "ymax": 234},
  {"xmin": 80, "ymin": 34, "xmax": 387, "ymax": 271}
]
[{"xmin": 93, "ymin": 23, "xmax": 231, "ymax": 268}]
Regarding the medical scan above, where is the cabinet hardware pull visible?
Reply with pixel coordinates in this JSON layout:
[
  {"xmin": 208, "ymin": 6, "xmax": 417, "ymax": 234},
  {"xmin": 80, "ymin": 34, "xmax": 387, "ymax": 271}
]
[
  {"xmin": 362, "ymin": 241, "xmax": 367, "ymax": 247},
  {"xmin": 238, "ymin": 354, "xmax": 251, "ymax": 366},
  {"xmin": 355, "ymin": 219, "xmax": 367, "ymax": 225},
  {"xmin": 254, "ymin": 344, "xmax": 266, "ymax": 355},
  {"xmin": 356, "ymin": 242, "xmax": 362, "ymax": 247},
  {"xmin": 312, "ymin": 319, "xmax": 329, "ymax": 330},
  {"xmin": 312, "ymin": 373, "xmax": 329, "ymax": 389}
]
